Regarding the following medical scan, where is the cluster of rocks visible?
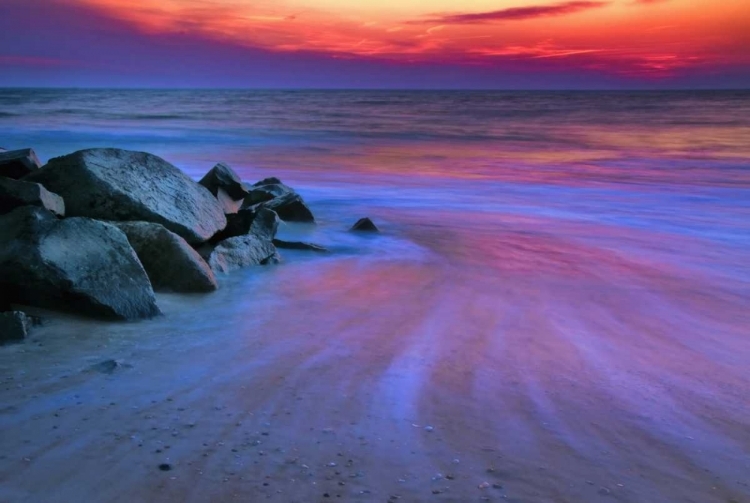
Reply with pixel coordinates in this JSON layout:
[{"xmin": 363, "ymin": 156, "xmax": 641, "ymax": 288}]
[{"xmin": 0, "ymin": 147, "xmax": 378, "ymax": 344}]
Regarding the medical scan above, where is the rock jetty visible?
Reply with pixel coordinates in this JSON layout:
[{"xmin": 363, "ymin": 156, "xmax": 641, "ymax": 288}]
[{"xmin": 0, "ymin": 147, "xmax": 335, "ymax": 339}]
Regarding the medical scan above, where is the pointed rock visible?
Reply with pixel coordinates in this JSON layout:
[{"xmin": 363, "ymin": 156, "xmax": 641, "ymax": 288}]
[
  {"xmin": 25, "ymin": 148, "xmax": 226, "ymax": 244},
  {"xmin": 199, "ymin": 162, "xmax": 250, "ymax": 201},
  {"xmin": 351, "ymin": 217, "xmax": 379, "ymax": 232}
]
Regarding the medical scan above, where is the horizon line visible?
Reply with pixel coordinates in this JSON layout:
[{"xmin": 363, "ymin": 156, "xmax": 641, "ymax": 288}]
[{"xmin": 1, "ymin": 86, "xmax": 749, "ymax": 92}]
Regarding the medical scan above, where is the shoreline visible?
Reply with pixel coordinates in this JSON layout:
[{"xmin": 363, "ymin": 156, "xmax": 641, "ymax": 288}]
[{"xmin": 2, "ymin": 227, "xmax": 749, "ymax": 502}]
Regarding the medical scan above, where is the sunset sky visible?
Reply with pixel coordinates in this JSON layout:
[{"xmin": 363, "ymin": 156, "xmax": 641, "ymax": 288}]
[{"xmin": 1, "ymin": 0, "xmax": 749, "ymax": 88}]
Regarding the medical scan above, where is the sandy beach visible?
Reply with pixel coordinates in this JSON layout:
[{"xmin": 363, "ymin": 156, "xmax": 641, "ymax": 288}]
[{"xmin": 2, "ymin": 201, "xmax": 748, "ymax": 503}]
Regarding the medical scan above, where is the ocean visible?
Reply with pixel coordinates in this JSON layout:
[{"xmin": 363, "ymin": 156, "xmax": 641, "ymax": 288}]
[{"xmin": 1, "ymin": 89, "xmax": 749, "ymax": 502}]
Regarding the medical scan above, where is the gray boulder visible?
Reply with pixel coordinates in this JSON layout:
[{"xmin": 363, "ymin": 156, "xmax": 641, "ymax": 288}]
[
  {"xmin": 0, "ymin": 177, "xmax": 65, "ymax": 216},
  {"xmin": 199, "ymin": 235, "xmax": 279, "ymax": 274},
  {"xmin": 0, "ymin": 311, "xmax": 31, "ymax": 343},
  {"xmin": 0, "ymin": 148, "xmax": 42, "ymax": 179},
  {"xmin": 248, "ymin": 208, "xmax": 280, "ymax": 240},
  {"xmin": 213, "ymin": 207, "xmax": 279, "ymax": 242},
  {"xmin": 115, "ymin": 222, "xmax": 218, "ymax": 293},
  {"xmin": 253, "ymin": 177, "xmax": 282, "ymax": 187},
  {"xmin": 351, "ymin": 217, "xmax": 379, "ymax": 232},
  {"xmin": 273, "ymin": 239, "xmax": 329, "ymax": 253},
  {"xmin": 25, "ymin": 149, "xmax": 226, "ymax": 244},
  {"xmin": 245, "ymin": 182, "xmax": 296, "ymax": 205},
  {"xmin": 199, "ymin": 162, "xmax": 250, "ymax": 201},
  {"xmin": 0, "ymin": 206, "xmax": 160, "ymax": 320},
  {"xmin": 243, "ymin": 178, "xmax": 315, "ymax": 223},
  {"xmin": 247, "ymin": 193, "xmax": 315, "ymax": 223}
]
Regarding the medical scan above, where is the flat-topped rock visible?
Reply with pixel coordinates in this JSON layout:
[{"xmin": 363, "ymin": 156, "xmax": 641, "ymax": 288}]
[
  {"xmin": 0, "ymin": 206, "xmax": 160, "ymax": 320},
  {"xmin": 199, "ymin": 162, "xmax": 250, "ymax": 201},
  {"xmin": 0, "ymin": 148, "xmax": 42, "ymax": 179},
  {"xmin": 115, "ymin": 221, "xmax": 218, "ymax": 293},
  {"xmin": 0, "ymin": 177, "xmax": 65, "ymax": 216},
  {"xmin": 26, "ymin": 148, "xmax": 226, "ymax": 244}
]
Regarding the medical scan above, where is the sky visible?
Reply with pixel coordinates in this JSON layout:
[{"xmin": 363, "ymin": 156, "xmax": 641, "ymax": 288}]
[{"xmin": 1, "ymin": 0, "xmax": 749, "ymax": 89}]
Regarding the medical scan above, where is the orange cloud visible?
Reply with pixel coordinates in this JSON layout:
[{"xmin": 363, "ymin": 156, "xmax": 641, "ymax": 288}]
[{"xmin": 70, "ymin": 0, "xmax": 750, "ymax": 78}]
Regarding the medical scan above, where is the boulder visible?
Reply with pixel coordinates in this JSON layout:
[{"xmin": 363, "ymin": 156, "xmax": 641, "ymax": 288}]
[
  {"xmin": 199, "ymin": 235, "xmax": 279, "ymax": 274},
  {"xmin": 248, "ymin": 208, "xmax": 280, "ymax": 240},
  {"xmin": 115, "ymin": 222, "xmax": 218, "ymax": 293},
  {"xmin": 0, "ymin": 177, "xmax": 65, "ymax": 216},
  {"xmin": 213, "ymin": 207, "xmax": 279, "ymax": 242},
  {"xmin": 0, "ymin": 206, "xmax": 160, "ymax": 320},
  {"xmin": 243, "ymin": 177, "xmax": 315, "ymax": 223},
  {"xmin": 273, "ymin": 239, "xmax": 329, "ymax": 253},
  {"xmin": 0, "ymin": 311, "xmax": 31, "ymax": 343},
  {"xmin": 245, "ymin": 182, "xmax": 296, "ymax": 206},
  {"xmin": 248, "ymin": 193, "xmax": 315, "ymax": 223},
  {"xmin": 253, "ymin": 177, "xmax": 282, "ymax": 187},
  {"xmin": 25, "ymin": 149, "xmax": 226, "ymax": 244},
  {"xmin": 0, "ymin": 148, "xmax": 42, "ymax": 179},
  {"xmin": 351, "ymin": 217, "xmax": 379, "ymax": 232},
  {"xmin": 199, "ymin": 162, "xmax": 250, "ymax": 201}
]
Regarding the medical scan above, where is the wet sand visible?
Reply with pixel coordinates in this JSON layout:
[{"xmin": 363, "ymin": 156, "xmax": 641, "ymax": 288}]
[{"xmin": 1, "ymin": 202, "xmax": 748, "ymax": 503}]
